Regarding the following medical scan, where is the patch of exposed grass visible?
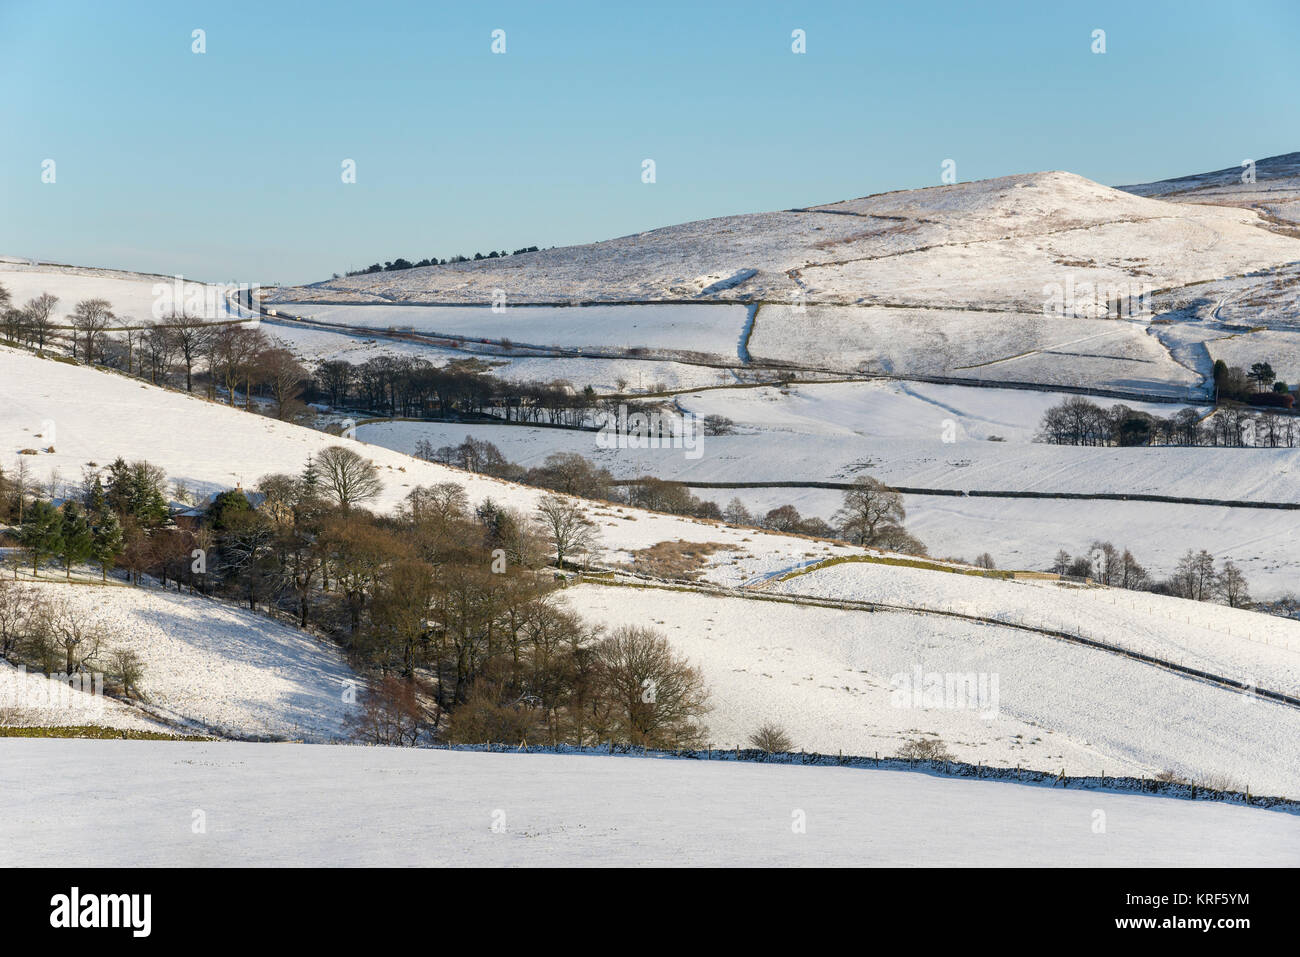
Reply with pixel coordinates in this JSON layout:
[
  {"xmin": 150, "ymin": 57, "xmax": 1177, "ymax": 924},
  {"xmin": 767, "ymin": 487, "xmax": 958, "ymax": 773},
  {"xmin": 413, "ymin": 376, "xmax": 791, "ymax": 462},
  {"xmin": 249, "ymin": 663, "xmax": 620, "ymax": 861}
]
[
  {"xmin": 622, "ymin": 540, "xmax": 730, "ymax": 581},
  {"xmin": 778, "ymin": 553, "xmax": 1015, "ymax": 582},
  {"xmin": 0, "ymin": 725, "xmax": 210, "ymax": 741}
]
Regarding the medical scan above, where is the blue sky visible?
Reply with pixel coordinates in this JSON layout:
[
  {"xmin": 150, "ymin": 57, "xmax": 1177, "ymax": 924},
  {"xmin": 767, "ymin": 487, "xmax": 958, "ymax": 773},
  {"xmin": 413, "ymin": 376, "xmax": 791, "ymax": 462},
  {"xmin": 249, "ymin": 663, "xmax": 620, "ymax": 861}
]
[{"xmin": 2, "ymin": 0, "xmax": 1297, "ymax": 284}]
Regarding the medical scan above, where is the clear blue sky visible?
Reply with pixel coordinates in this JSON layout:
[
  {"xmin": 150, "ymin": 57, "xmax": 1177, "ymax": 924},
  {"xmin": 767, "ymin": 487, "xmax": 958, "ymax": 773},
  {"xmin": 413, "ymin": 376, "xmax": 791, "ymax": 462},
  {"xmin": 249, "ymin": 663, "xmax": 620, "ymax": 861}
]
[{"xmin": 2, "ymin": 0, "xmax": 1298, "ymax": 285}]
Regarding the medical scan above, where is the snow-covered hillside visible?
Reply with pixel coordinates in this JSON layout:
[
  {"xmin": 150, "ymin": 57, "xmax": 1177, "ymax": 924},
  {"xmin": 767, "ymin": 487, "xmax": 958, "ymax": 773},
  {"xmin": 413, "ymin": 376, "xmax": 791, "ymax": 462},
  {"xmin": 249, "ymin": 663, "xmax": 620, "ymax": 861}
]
[
  {"xmin": 0, "ymin": 258, "xmax": 249, "ymax": 324},
  {"xmin": 0, "ymin": 658, "xmax": 169, "ymax": 733},
  {"xmin": 0, "ymin": 343, "xmax": 862, "ymax": 574},
  {"xmin": 2, "ymin": 740, "xmax": 1294, "ymax": 866},
  {"xmin": 7, "ymin": 342, "xmax": 1298, "ymax": 788},
  {"xmin": 7, "ymin": 580, "xmax": 356, "ymax": 740},
  {"xmin": 1120, "ymin": 152, "xmax": 1300, "ymax": 227},
  {"xmin": 269, "ymin": 170, "xmax": 1300, "ymax": 308}
]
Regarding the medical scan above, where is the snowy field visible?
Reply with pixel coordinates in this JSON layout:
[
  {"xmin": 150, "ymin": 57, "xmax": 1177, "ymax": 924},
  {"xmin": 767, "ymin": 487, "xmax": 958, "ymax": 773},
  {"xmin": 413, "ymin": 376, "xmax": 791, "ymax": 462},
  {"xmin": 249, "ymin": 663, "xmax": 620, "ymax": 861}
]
[
  {"xmin": 358, "ymin": 410, "xmax": 1298, "ymax": 502},
  {"xmin": 1, "ymin": 740, "xmax": 1294, "ymax": 866},
  {"xmin": 748, "ymin": 306, "xmax": 1202, "ymax": 395},
  {"xmin": 262, "ymin": 319, "xmax": 740, "ymax": 393},
  {"xmin": 561, "ymin": 582, "xmax": 1300, "ymax": 796},
  {"xmin": 684, "ymin": 488, "xmax": 1300, "ymax": 598},
  {"xmin": 269, "ymin": 303, "xmax": 748, "ymax": 357}
]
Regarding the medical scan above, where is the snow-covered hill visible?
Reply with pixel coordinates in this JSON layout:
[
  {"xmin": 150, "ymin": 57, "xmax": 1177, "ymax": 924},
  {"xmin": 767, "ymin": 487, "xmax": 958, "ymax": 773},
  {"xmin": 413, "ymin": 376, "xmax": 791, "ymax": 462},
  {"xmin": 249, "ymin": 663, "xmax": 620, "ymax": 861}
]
[
  {"xmin": 1120, "ymin": 152, "xmax": 1300, "ymax": 229},
  {"xmin": 269, "ymin": 170, "xmax": 1300, "ymax": 308},
  {"xmin": 0, "ymin": 258, "xmax": 249, "ymax": 324}
]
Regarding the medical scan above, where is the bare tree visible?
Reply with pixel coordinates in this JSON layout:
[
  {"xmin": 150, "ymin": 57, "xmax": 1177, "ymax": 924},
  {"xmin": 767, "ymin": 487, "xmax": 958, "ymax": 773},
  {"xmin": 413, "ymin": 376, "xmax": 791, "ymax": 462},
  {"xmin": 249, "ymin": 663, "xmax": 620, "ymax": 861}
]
[
  {"xmin": 69, "ymin": 298, "xmax": 114, "ymax": 363},
  {"xmin": 1216, "ymin": 560, "xmax": 1251, "ymax": 608},
  {"xmin": 594, "ymin": 625, "xmax": 710, "ymax": 748},
  {"xmin": 160, "ymin": 312, "xmax": 210, "ymax": 392},
  {"xmin": 257, "ymin": 347, "xmax": 307, "ymax": 419},
  {"xmin": 345, "ymin": 675, "xmax": 429, "ymax": 745},
  {"xmin": 45, "ymin": 598, "xmax": 103, "ymax": 674},
  {"xmin": 23, "ymin": 293, "xmax": 58, "ymax": 350},
  {"xmin": 833, "ymin": 475, "xmax": 906, "ymax": 546},
  {"xmin": 748, "ymin": 722, "xmax": 794, "ymax": 752},
  {"xmin": 315, "ymin": 445, "xmax": 383, "ymax": 511},
  {"xmin": 140, "ymin": 322, "xmax": 177, "ymax": 384},
  {"xmin": 534, "ymin": 496, "xmax": 596, "ymax": 569}
]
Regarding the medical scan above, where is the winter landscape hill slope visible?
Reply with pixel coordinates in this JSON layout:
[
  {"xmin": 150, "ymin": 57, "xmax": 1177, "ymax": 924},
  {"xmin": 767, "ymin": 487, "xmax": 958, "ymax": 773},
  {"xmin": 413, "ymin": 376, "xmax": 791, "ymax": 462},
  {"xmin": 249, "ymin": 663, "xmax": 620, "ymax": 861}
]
[
  {"xmin": 1120, "ymin": 152, "xmax": 1300, "ymax": 226},
  {"xmin": 4, "ymin": 345, "xmax": 1300, "ymax": 794},
  {"xmin": 271, "ymin": 169, "xmax": 1300, "ymax": 308}
]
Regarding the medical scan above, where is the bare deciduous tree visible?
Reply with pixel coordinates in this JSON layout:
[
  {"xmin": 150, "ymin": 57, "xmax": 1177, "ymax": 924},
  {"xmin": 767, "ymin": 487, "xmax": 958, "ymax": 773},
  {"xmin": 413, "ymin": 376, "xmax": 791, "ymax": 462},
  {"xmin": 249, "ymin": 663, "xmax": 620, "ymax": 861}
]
[
  {"xmin": 534, "ymin": 496, "xmax": 595, "ymax": 569},
  {"xmin": 834, "ymin": 475, "xmax": 906, "ymax": 547},
  {"xmin": 69, "ymin": 298, "xmax": 114, "ymax": 363},
  {"xmin": 315, "ymin": 446, "xmax": 383, "ymax": 511}
]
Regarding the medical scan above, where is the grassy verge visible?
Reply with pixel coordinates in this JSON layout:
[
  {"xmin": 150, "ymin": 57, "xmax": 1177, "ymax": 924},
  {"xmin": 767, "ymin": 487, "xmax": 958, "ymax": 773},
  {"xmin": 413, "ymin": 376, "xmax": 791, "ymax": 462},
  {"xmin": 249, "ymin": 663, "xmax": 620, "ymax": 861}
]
[
  {"xmin": 0, "ymin": 725, "xmax": 210, "ymax": 741},
  {"xmin": 777, "ymin": 553, "xmax": 1015, "ymax": 582}
]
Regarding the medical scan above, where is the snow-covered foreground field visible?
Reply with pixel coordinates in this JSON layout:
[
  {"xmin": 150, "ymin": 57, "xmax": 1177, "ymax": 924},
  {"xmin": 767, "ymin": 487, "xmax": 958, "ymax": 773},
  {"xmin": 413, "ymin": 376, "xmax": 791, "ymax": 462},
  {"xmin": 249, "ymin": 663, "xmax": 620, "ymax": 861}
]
[
  {"xmin": 2, "ymin": 740, "xmax": 1294, "ymax": 866},
  {"xmin": 562, "ymin": 582, "xmax": 1300, "ymax": 796},
  {"xmin": 6, "ymin": 581, "xmax": 355, "ymax": 740}
]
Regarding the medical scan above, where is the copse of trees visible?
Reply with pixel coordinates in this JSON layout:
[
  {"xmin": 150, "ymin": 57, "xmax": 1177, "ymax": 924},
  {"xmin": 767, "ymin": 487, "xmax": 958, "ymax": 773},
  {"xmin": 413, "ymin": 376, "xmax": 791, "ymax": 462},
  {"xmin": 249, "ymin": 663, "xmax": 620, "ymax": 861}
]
[
  {"xmin": 1214, "ymin": 359, "xmax": 1294, "ymax": 406},
  {"xmin": 1050, "ymin": 541, "xmax": 1251, "ymax": 607},
  {"xmin": 343, "ymin": 246, "xmax": 542, "ymax": 276},
  {"xmin": 1036, "ymin": 395, "xmax": 1298, "ymax": 448},
  {"xmin": 1, "ymin": 449, "xmax": 712, "ymax": 748},
  {"xmin": 313, "ymin": 354, "xmax": 607, "ymax": 426}
]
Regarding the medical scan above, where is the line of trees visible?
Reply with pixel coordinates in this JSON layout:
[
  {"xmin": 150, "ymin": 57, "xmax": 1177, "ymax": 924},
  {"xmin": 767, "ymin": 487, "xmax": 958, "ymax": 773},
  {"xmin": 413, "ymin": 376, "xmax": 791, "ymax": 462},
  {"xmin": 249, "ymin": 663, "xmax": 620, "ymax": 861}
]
[
  {"xmin": 1050, "ymin": 542, "xmax": 1251, "ymax": 607},
  {"xmin": 343, "ymin": 246, "xmax": 541, "ymax": 276},
  {"xmin": 312, "ymin": 355, "xmax": 603, "ymax": 424},
  {"xmin": 1036, "ymin": 395, "xmax": 1299, "ymax": 447},
  {"xmin": 414, "ymin": 439, "xmax": 929, "ymax": 554},
  {"xmin": 0, "ymin": 282, "xmax": 311, "ymax": 420}
]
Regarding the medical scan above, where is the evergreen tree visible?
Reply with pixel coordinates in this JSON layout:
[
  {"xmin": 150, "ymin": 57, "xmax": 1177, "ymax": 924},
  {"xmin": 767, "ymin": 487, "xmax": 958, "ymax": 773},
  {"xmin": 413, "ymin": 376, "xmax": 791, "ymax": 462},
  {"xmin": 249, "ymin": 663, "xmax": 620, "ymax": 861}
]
[
  {"xmin": 18, "ymin": 499, "xmax": 64, "ymax": 576},
  {"xmin": 301, "ymin": 454, "xmax": 320, "ymax": 491},
  {"xmin": 58, "ymin": 502, "xmax": 94, "ymax": 578},
  {"xmin": 91, "ymin": 511, "xmax": 124, "ymax": 582},
  {"xmin": 87, "ymin": 474, "xmax": 107, "ymax": 517}
]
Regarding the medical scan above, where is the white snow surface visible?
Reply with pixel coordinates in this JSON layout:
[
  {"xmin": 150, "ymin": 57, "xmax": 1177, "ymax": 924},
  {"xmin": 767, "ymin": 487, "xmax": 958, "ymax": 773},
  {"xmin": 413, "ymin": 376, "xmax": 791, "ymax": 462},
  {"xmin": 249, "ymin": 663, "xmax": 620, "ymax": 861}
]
[
  {"xmin": 1, "ymin": 740, "xmax": 1294, "ymax": 866},
  {"xmin": 270, "ymin": 171, "xmax": 1300, "ymax": 308},
  {"xmin": 0, "ymin": 260, "xmax": 246, "ymax": 324},
  {"xmin": 9, "ymin": 580, "xmax": 356, "ymax": 740},
  {"xmin": 560, "ymin": 576, "xmax": 1300, "ymax": 797}
]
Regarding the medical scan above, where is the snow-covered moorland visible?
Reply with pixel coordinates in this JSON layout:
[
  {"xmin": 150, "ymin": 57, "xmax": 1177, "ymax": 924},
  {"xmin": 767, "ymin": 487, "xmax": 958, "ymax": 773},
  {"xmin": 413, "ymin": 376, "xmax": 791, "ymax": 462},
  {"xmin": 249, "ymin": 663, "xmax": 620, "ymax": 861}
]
[{"xmin": 270, "ymin": 170, "xmax": 1300, "ymax": 308}]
